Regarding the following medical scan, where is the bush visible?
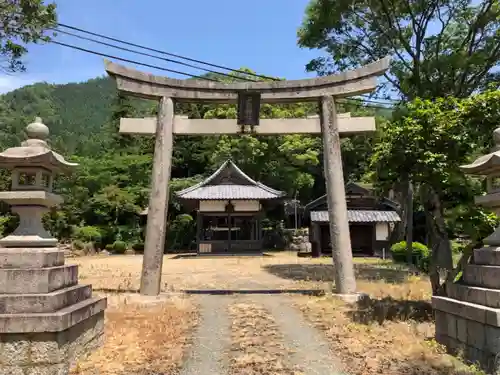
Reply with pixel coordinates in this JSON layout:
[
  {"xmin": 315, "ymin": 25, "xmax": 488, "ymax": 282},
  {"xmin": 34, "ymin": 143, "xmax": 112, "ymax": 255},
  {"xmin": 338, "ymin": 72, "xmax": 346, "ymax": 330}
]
[
  {"xmin": 451, "ymin": 240, "xmax": 466, "ymax": 254},
  {"xmin": 419, "ymin": 255, "xmax": 430, "ymax": 273},
  {"xmin": 132, "ymin": 242, "xmax": 145, "ymax": 253},
  {"xmin": 112, "ymin": 240, "xmax": 127, "ymax": 254},
  {"xmin": 391, "ymin": 241, "xmax": 429, "ymax": 264},
  {"xmin": 72, "ymin": 239, "xmax": 85, "ymax": 250},
  {"xmin": 72, "ymin": 225, "xmax": 102, "ymax": 243},
  {"xmin": 105, "ymin": 244, "xmax": 114, "ymax": 251}
]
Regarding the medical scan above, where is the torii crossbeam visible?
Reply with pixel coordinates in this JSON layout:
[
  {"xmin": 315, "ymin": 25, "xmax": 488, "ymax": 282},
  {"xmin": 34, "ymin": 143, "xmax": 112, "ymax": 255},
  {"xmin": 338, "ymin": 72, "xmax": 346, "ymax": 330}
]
[{"xmin": 104, "ymin": 57, "xmax": 390, "ymax": 298}]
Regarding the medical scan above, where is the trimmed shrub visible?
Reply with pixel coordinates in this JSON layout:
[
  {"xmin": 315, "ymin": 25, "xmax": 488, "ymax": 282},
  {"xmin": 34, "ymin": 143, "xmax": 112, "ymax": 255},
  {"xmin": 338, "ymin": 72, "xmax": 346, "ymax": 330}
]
[
  {"xmin": 105, "ymin": 244, "xmax": 114, "ymax": 251},
  {"xmin": 112, "ymin": 240, "xmax": 127, "ymax": 254},
  {"xmin": 132, "ymin": 242, "xmax": 145, "ymax": 253},
  {"xmin": 72, "ymin": 239, "xmax": 85, "ymax": 250},
  {"xmin": 391, "ymin": 241, "xmax": 429, "ymax": 264},
  {"xmin": 72, "ymin": 225, "xmax": 102, "ymax": 243}
]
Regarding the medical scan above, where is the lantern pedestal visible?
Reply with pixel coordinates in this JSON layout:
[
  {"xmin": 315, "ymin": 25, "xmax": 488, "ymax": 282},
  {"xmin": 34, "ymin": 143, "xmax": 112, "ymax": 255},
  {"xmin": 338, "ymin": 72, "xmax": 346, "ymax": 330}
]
[
  {"xmin": 0, "ymin": 118, "xmax": 107, "ymax": 375},
  {"xmin": 0, "ymin": 191, "xmax": 62, "ymax": 248}
]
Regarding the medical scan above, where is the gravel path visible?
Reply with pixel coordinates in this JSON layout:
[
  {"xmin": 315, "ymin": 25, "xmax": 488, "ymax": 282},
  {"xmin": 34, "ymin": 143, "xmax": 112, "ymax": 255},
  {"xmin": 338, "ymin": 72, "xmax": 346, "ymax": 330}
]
[
  {"xmin": 179, "ymin": 295, "xmax": 232, "ymax": 375},
  {"xmin": 179, "ymin": 292, "xmax": 347, "ymax": 375},
  {"xmin": 255, "ymin": 294, "xmax": 347, "ymax": 375}
]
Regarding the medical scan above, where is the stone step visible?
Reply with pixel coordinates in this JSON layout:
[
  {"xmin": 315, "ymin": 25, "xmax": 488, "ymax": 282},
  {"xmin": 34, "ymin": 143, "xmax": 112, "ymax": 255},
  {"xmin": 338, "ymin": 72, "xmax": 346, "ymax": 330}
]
[
  {"xmin": 0, "ymin": 248, "xmax": 65, "ymax": 269},
  {"xmin": 433, "ymin": 296, "xmax": 500, "ymax": 360},
  {"xmin": 0, "ymin": 284, "xmax": 92, "ymax": 314},
  {"xmin": 432, "ymin": 295, "xmax": 500, "ymax": 327},
  {"xmin": 447, "ymin": 283, "xmax": 500, "ymax": 309},
  {"xmin": 474, "ymin": 247, "xmax": 500, "ymax": 266},
  {"xmin": 0, "ymin": 296, "xmax": 107, "ymax": 333},
  {"xmin": 0, "ymin": 264, "xmax": 78, "ymax": 294},
  {"xmin": 463, "ymin": 264, "xmax": 500, "ymax": 289}
]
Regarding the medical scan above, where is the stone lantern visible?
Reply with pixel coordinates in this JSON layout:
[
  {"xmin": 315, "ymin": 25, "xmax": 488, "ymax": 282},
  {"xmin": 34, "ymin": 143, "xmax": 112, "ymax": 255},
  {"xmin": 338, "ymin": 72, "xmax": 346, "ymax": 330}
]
[
  {"xmin": 0, "ymin": 117, "xmax": 77, "ymax": 247},
  {"xmin": 432, "ymin": 127, "xmax": 500, "ymax": 373},
  {"xmin": 0, "ymin": 118, "xmax": 106, "ymax": 375}
]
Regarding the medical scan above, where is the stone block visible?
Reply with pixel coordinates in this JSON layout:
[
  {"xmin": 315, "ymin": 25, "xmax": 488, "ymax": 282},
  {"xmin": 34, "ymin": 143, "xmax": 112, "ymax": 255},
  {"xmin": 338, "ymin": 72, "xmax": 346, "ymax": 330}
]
[
  {"xmin": 466, "ymin": 319, "xmax": 486, "ymax": 349},
  {"xmin": 447, "ymin": 283, "xmax": 500, "ymax": 309},
  {"xmin": 0, "ymin": 248, "xmax": 64, "ymax": 269},
  {"xmin": 0, "ymin": 284, "xmax": 92, "ymax": 314},
  {"xmin": 0, "ymin": 265, "xmax": 78, "ymax": 294},
  {"xmin": 432, "ymin": 296, "xmax": 500, "ymax": 327},
  {"xmin": 0, "ymin": 310, "xmax": 105, "ymax": 374},
  {"xmin": 435, "ymin": 310, "xmax": 448, "ymax": 336},
  {"xmin": 474, "ymin": 246, "xmax": 500, "ymax": 266},
  {"xmin": 447, "ymin": 313, "xmax": 457, "ymax": 339},
  {"xmin": 457, "ymin": 316, "xmax": 467, "ymax": 343},
  {"xmin": 0, "ymin": 296, "xmax": 106, "ymax": 333},
  {"xmin": 464, "ymin": 264, "xmax": 500, "ymax": 289},
  {"xmin": 485, "ymin": 325, "xmax": 500, "ymax": 355}
]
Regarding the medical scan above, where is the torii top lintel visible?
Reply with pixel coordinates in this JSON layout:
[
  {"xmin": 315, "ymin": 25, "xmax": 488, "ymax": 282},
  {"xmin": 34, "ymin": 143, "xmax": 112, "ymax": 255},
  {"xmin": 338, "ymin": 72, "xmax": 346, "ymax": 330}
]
[{"xmin": 104, "ymin": 57, "xmax": 391, "ymax": 104}]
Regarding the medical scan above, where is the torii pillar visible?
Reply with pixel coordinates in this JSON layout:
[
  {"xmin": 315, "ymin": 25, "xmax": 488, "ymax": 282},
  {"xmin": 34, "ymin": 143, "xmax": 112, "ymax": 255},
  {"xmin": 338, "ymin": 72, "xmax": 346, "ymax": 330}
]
[{"xmin": 104, "ymin": 57, "xmax": 390, "ymax": 298}]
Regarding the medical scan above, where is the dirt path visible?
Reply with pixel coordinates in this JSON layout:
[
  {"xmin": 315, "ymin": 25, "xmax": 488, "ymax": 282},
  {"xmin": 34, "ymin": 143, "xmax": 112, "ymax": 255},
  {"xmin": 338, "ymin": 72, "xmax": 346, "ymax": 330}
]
[
  {"xmin": 179, "ymin": 293, "xmax": 347, "ymax": 375},
  {"xmin": 179, "ymin": 295, "xmax": 232, "ymax": 375}
]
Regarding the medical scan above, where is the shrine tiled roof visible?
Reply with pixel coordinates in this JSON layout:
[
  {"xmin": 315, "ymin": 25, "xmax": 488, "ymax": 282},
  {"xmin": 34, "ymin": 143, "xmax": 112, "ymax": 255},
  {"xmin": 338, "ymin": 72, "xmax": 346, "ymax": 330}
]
[
  {"xmin": 310, "ymin": 210, "xmax": 401, "ymax": 223},
  {"xmin": 176, "ymin": 160, "xmax": 285, "ymax": 200}
]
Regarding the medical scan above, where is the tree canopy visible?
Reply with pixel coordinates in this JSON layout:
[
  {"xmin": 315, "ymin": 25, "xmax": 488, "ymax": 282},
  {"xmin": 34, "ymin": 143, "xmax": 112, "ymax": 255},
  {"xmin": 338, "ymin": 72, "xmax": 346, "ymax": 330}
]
[
  {"xmin": 298, "ymin": 0, "xmax": 500, "ymax": 99},
  {"xmin": 0, "ymin": 0, "xmax": 56, "ymax": 72}
]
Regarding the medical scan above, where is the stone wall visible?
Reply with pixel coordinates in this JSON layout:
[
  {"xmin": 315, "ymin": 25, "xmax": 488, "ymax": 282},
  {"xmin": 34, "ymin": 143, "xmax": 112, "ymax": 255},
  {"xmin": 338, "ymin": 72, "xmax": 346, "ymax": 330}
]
[{"xmin": 433, "ymin": 247, "xmax": 500, "ymax": 373}]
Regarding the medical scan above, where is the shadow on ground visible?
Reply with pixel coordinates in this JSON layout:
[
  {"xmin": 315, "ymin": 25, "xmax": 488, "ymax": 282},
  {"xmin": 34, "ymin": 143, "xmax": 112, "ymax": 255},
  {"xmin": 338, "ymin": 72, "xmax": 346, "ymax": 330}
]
[
  {"xmin": 347, "ymin": 295, "xmax": 433, "ymax": 324},
  {"xmin": 183, "ymin": 288, "xmax": 325, "ymax": 296},
  {"xmin": 263, "ymin": 263, "xmax": 410, "ymax": 284},
  {"xmin": 171, "ymin": 252, "xmax": 274, "ymax": 259}
]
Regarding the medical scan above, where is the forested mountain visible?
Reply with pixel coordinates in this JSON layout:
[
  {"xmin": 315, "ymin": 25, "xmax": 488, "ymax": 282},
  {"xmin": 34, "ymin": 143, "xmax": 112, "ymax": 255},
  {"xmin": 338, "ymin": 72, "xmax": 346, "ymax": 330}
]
[{"xmin": 0, "ymin": 74, "xmax": 392, "ymax": 249}]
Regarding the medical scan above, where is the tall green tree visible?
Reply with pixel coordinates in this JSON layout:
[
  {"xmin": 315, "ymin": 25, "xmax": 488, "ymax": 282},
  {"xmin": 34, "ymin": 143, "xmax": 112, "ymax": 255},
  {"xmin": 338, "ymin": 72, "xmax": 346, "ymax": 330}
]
[
  {"xmin": 298, "ymin": 0, "xmax": 500, "ymax": 100},
  {"xmin": 0, "ymin": 0, "xmax": 56, "ymax": 72},
  {"xmin": 371, "ymin": 90, "xmax": 500, "ymax": 294}
]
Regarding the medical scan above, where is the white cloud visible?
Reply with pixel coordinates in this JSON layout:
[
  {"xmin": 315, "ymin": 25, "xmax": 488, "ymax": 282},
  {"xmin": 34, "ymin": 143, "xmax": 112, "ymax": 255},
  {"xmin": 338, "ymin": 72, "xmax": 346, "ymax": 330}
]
[{"xmin": 0, "ymin": 75, "xmax": 37, "ymax": 94}]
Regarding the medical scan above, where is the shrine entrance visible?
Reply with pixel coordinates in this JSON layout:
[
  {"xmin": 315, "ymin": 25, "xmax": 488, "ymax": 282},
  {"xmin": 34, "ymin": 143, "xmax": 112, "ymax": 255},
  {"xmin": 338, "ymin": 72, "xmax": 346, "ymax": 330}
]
[{"xmin": 104, "ymin": 56, "xmax": 390, "ymax": 297}]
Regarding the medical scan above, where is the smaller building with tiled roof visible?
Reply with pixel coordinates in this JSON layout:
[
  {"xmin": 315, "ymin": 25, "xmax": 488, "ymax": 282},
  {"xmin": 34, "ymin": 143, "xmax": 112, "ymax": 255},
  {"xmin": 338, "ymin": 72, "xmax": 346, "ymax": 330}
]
[
  {"xmin": 304, "ymin": 182, "xmax": 401, "ymax": 257},
  {"xmin": 176, "ymin": 160, "xmax": 285, "ymax": 254}
]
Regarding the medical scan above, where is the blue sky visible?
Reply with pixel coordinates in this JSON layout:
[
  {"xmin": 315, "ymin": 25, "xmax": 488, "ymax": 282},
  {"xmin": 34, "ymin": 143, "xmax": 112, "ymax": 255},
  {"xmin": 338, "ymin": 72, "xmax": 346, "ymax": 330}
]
[{"xmin": 0, "ymin": 0, "xmax": 323, "ymax": 93}]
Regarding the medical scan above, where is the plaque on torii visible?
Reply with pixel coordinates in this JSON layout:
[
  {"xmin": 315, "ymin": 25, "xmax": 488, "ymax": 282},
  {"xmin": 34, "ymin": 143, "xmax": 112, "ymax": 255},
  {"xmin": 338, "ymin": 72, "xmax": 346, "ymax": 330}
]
[{"xmin": 104, "ymin": 57, "xmax": 391, "ymax": 299}]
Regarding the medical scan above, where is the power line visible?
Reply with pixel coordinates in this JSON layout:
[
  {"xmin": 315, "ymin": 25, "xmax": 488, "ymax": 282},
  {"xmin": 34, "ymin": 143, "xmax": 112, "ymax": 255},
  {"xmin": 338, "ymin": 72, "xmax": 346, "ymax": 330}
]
[
  {"xmin": 50, "ymin": 40, "xmax": 220, "ymax": 82},
  {"xmin": 56, "ymin": 23, "xmax": 279, "ymax": 81},
  {"xmin": 54, "ymin": 23, "xmax": 398, "ymax": 105},
  {"xmin": 51, "ymin": 41, "xmax": 394, "ymax": 110},
  {"xmin": 51, "ymin": 27, "xmax": 257, "ymax": 82},
  {"xmin": 50, "ymin": 25, "xmax": 395, "ymax": 110}
]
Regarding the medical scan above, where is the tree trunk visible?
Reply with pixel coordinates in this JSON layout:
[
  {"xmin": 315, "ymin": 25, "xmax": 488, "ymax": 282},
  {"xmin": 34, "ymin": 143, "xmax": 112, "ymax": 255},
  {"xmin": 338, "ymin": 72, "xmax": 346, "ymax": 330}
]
[
  {"xmin": 405, "ymin": 180, "xmax": 414, "ymax": 266},
  {"xmin": 420, "ymin": 184, "xmax": 454, "ymax": 295},
  {"xmin": 388, "ymin": 182, "xmax": 407, "ymax": 245}
]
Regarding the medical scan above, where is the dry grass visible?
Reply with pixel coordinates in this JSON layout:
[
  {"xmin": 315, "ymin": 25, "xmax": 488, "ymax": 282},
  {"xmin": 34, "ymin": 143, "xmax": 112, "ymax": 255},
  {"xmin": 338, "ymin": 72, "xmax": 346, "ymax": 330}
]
[
  {"xmin": 73, "ymin": 253, "xmax": 306, "ymax": 292},
  {"xmin": 71, "ymin": 253, "xmax": 483, "ymax": 374},
  {"xmin": 295, "ymin": 275, "xmax": 485, "ymax": 375},
  {"xmin": 228, "ymin": 302, "xmax": 303, "ymax": 375},
  {"xmin": 70, "ymin": 293, "xmax": 197, "ymax": 375}
]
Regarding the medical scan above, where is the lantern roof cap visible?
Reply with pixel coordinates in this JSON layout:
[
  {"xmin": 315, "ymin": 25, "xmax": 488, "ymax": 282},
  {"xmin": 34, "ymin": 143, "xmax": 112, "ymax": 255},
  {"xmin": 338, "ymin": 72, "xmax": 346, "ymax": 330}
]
[
  {"xmin": 461, "ymin": 127, "xmax": 500, "ymax": 176},
  {"xmin": 0, "ymin": 117, "xmax": 78, "ymax": 171}
]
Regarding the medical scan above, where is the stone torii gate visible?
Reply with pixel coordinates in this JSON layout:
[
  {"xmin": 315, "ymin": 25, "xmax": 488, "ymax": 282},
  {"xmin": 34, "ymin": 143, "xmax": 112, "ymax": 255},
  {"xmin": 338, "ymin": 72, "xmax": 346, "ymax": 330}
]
[{"xmin": 104, "ymin": 57, "xmax": 390, "ymax": 298}]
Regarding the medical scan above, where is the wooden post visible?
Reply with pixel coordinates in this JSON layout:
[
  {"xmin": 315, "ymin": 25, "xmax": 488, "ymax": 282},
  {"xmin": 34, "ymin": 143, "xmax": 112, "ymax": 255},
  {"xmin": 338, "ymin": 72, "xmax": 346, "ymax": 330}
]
[
  {"xmin": 140, "ymin": 97, "xmax": 174, "ymax": 296},
  {"xmin": 320, "ymin": 95, "xmax": 357, "ymax": 296}
]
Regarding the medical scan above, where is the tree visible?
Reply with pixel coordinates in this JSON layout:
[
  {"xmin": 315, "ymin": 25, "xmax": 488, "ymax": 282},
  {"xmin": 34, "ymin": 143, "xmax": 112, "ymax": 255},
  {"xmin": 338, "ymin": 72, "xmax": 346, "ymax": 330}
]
[
  {"xmin": 297, "ymin": 0, "xmax": 500, "ymax": 100},
  {"xmin": 298, "ymin": 0, "xmax": 500, "ymax": 270},
  {"xmin": 0, "ymin": 0, "xmax": 56, "ymax": 72},
  {"xmin": 371, "ymin": 90, "xmax": 500, "ymax": 294}
]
